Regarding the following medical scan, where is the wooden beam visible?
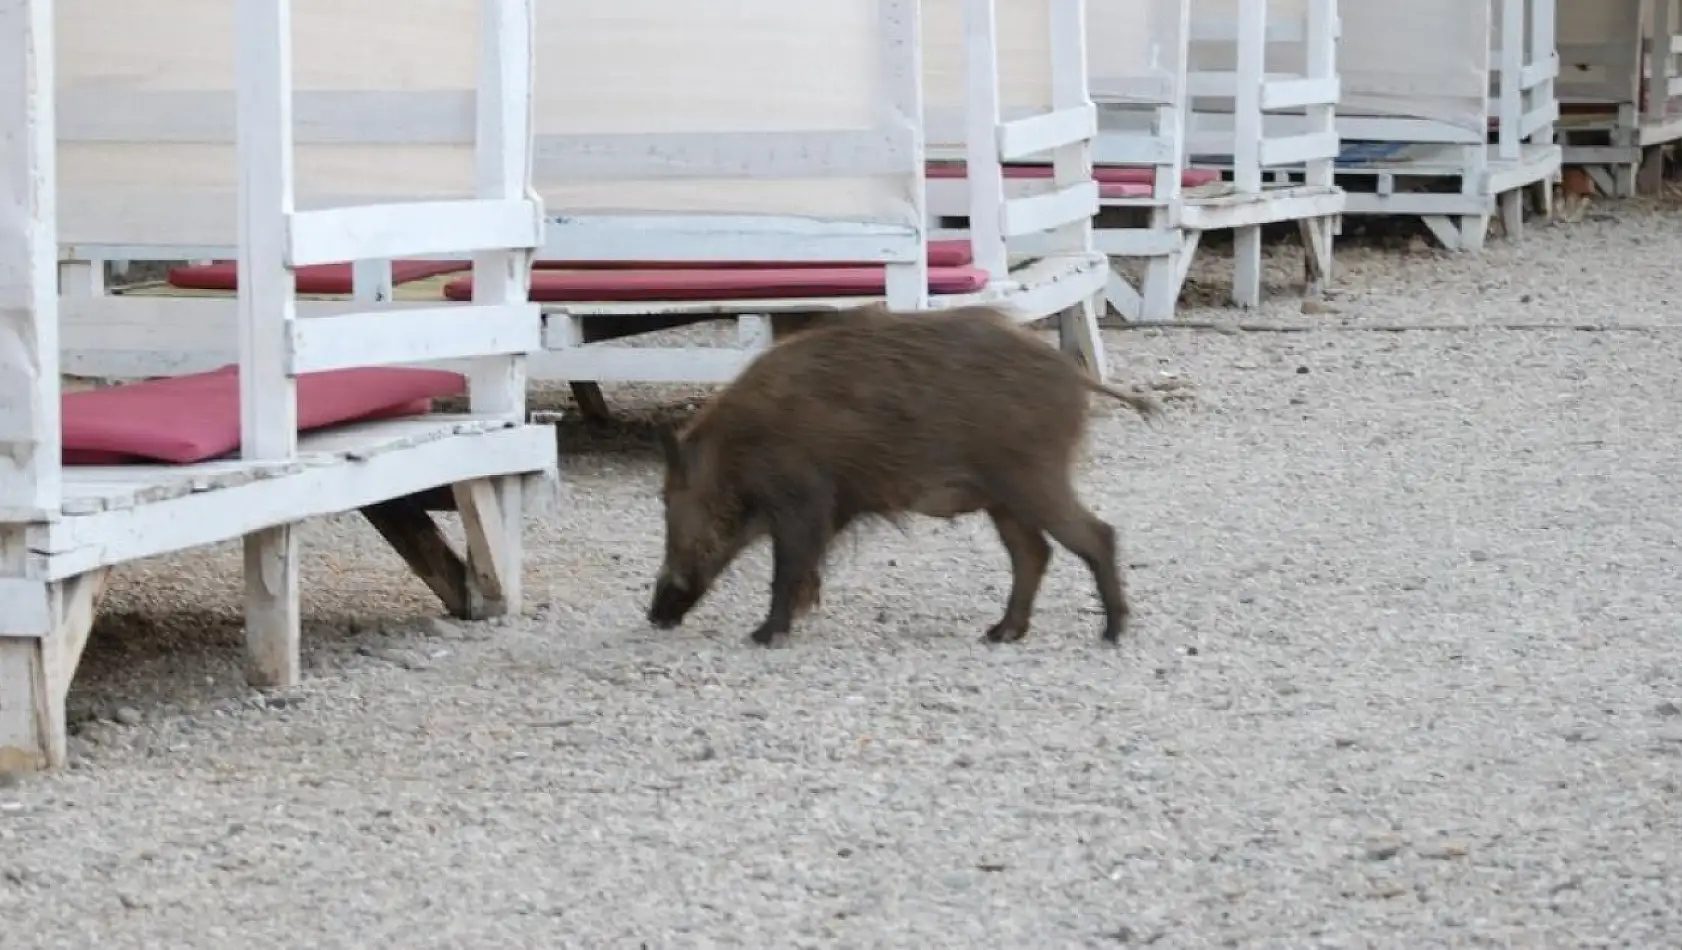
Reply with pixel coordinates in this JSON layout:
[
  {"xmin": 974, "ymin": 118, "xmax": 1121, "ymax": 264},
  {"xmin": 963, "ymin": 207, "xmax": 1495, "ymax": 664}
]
[{"xmin": 360, "ymin": 497, "xmax": 474, "ymax": 619}]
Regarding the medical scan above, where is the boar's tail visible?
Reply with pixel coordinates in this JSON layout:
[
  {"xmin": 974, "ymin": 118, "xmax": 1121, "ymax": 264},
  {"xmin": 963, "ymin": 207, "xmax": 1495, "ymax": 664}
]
[{"xmin": 1082, "ymin": 377, "xmax": 1162, "ymax": 421}]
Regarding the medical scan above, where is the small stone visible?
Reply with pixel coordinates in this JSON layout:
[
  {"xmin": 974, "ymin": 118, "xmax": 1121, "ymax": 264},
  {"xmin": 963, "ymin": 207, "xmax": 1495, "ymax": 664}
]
[
  {"xmin": 1237, "ymin": 593, "xmax": 1256, "ymax": 604},
  {"xmin": 1333, "ymin": 737, "xmax": 1358, "ymax": 749},
  {"xmin": 1300, "ymin": 299, "xmax": 1337, "ymax": 316},
  {"xmin": 117, "ymin": 891, "xmax": 149, "ymax": 910},
  {"xmin": 0, "ymin": 772, "xmax": 20, "ymax": 790},
  {"xmin": 1469, "ymin": 549, "xmax": 1491, "ymax": 562},
  {"xmin": 1655, "ymin": 701, "xmax": 1681, "ymax": 718},
  {"xmin": 1295, "ymin": 365, "xmax": 1311, "ymax": 374},
  {"xmin": 1418, "ymin": 842, "xmax": 1469, "ymax": 860},
  {"xmin": 952, "ymin": 754, "xmax": 975, "ymax": 768},
  {"xmin": 1363, "ymin": 835, "xmax": 1405, "ymax": 861},
  {"xmin": 114, "ymin": 707, "xmax": 143, "ymax": 727}
]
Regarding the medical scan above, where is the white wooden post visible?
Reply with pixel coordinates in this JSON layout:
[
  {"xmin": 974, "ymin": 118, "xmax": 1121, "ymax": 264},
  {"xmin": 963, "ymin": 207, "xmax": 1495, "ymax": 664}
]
[
  {"xmin": 234, "ymin": 0, "xmax": 303, "ymax": 689},
  {"xmin": 1302, "ymin": 0, "xmax": 1338, "ymax": 294},
  {"xmin": 0, "ymin": 0, "xmax": 66, "ymax": 771},
  {"xmin": 1230, "ymin": 0, "xmax": 1267, "ymax": 308},
  {"xmin": 883, "ymin": 0, "xmax": 931, "ymax": 309},
  {"xmin": 0, "ymin": 0, "xmax": 61, "ymax": 521},
  {"xmin": 1142, "ymin": 0, "xmax": 1191, "ymax": 322},
  {"xmin": 960, "ymin": 0, "xmax": 1009, "ymax": 286},
  {"xmin": 458, "ymin": 0, "xmax": 539, "ymax": 615},
  {"xmin": 1499, "ymin": 0, "xmax": 1526, "ymax": 162},
  {"xmin": 1049, "ymin": 0, "xmax": 1106, "ymax": 378}
]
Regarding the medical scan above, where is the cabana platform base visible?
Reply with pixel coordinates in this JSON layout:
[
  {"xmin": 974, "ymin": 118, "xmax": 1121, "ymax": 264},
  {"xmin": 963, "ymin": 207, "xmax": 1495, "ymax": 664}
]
[
  {"xmin": 0, "ymin": 418, "xmax": 552, "ymax": 771},
  {"xmin": 1209, "ymin": 140, "xmax": 1563, "ymax": 251}
]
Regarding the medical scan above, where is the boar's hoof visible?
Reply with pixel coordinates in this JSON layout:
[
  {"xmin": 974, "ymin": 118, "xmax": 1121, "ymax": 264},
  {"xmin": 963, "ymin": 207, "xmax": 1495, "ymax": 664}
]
[
  {"xmin": 748, "ymin": 622, "xmax": 791, "ymax": 647},
  {"xmin": 1100, "ymin": 614, "xmax": 1128, "ymax": 643},
  {"xmin": 983, "ymin": 621, "xmax": 1029, "ymax": 644}
]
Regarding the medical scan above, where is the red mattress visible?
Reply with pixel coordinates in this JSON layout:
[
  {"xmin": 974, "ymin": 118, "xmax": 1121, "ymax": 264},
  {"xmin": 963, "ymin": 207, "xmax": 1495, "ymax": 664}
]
[
  {"xmin": 444, "ymin": 264, "xmax": 990, "ymax": 303},
  {"xmin": 925, "ymin": 161, "xmax": 1222, "ymax": 196},
  {"xmin": 62, "ymin": 365, "xmax": 466, "ymax": 465},
  {"xmin": 167, "ymin": 260, "xmax": 472, "ymax": 295},
  {"xmin": 533, "ymin": 238, "xmax": 975, "ymax": 271}
]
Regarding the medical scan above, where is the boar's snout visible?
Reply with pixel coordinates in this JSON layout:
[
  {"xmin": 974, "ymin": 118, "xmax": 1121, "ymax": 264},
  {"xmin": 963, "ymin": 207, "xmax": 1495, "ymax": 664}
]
[{"xmin": 648, "ymin": 566, "xmax": 701, "ymax": 629}]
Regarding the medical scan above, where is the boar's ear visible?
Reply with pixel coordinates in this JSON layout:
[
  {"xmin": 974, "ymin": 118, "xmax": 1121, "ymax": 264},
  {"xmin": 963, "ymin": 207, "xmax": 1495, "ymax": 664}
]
[{"xmin": 656, "ymin": 425, "xmax": 688, "ymax": 480}]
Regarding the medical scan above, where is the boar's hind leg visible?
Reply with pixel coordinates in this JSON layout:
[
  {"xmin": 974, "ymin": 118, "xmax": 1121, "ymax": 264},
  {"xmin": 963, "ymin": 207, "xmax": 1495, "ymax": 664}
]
[
  {"xmin": 983, "ymin": 506, "xmax": 1053, "ymax": 643},
  {"xmin": 749, "ymin": 494, "xmax": 836, "ymax": 647},
  {"xmin": 992, "ymin": 475, "xmax": 1130, "ymax": 642}
]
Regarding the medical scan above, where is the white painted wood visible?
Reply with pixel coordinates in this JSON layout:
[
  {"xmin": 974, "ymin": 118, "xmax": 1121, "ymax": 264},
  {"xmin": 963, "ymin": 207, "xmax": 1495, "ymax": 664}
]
[
  {"xmin": 0, "ymin": 0, "xmax": 61, "ymax": 518},
  {"xmin": 352, "ymin": 259, "xmax": 394, "ymax": 302},
  {"xmin": 57, "ymin": 88, "xmax": 476, "ymax": 146},
  {"xmin": 998, "ymin": 104, "xmax": 1098, "ymax": 161},
  {"xmin": 534, "ymin": 129, "xmax": 919, "ymax": 181},
  {"xmin": 0, "ymin": 578, "xmax": 53, "ymax": 636},
  {"xmin": 464, "ymin": 0, "xmax": 542, "ymax": 615},
  {"xmin": 233, "ymin": 0, "xmax": 302, "ymax": 691},
  {"xmin": 1260, "ymin": 131, "xmax": 1341, "ymax": 167},
  {"xmin": 1045, "ymin": 0, "xmax": 1098, "ymax": 260},
  {"xmin": 287, "ymin": 304, "xmax": 542, "ymax": 374},
  {"xmin": 288, "ymin": 198, "xmax": 543, "ymax": 267},
  {"xmin": 1000, "ymin": 183, "xmax": 1100, "ymax": 238},
  {"xmin": 958, "ymin": 0, "xmax": 1009, "ymax": 282},
  {"xmin": 36, "ymin": 422, "xmax": 557, "ymax": 580},
  {"xmin": 544, "ymin": 215, "xmax": 924, "ymax": 264}
]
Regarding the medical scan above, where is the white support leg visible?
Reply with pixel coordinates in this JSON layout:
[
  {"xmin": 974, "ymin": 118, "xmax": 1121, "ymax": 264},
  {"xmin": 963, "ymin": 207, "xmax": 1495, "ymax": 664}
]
[
  {"xmin": 0, "ymin": 557, "xmax": 108, "ymax": 772},
  {"xmin": 1297, "ymin": 216, "xmax": 1332, "ymax": 300},
  {"xmin": 1419, "ymin": 215, "xmax": 1463, "ymax": 252},
  {"xmin": 455, "ymin": 0, "xmax": 543, "ymax": 619},
  {"xmin": 1232, "ymin": 226, "xmax": 1262, "ymax": 309},
  {"xmin": 235, "ymin": 0, "xmax": 304, "ymax": 689},
  {"xmin": 452, "ymin": 477, "xmax": 519, "ymax": 617},
  {"xmin": 1058, "ymin": 291, "xmax": 1109, "ymax": 381},
  {"xmin": 1499, "ymin": 188, "xmax": 1525, "ymax": 240},
  {"xmin": 1459, "ymin": 214, "xmax": 1490, "ymax": 253}
]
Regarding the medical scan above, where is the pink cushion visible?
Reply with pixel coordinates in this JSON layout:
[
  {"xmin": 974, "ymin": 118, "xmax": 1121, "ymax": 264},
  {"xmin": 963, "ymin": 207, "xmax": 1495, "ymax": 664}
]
[
  {"xmin": 62, "ymin": 365, "xmax": 466, "ymax": 466},
  {"xmin": 168, "ymin": 260, "xmax": 471, "ymax": 294},
  {"xmin": 533, "ymin": 238, "xmax": 975, "ymax": 271},
  {"xmin": 443, "ymin": 264, "xmax": 990, "ymax": 303},
  {"xmin": 925, "ymin": 161, "xmax": 1222, "ymax": 191}
]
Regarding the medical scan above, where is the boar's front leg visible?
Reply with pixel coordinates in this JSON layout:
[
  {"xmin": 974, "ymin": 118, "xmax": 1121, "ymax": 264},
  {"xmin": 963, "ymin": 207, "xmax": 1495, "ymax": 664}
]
[{"xmin": 749, "ymin": 486, "xmax": 836, "ymax": 647}]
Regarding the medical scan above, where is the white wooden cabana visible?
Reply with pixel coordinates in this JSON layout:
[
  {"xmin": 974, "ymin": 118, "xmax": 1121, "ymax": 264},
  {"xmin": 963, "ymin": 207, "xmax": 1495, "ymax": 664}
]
[
  {"xmin": 55, "ymin": 0, "xmax": 1113, "ymax": 392},
  {"xmin": 0, "ymin": 0, "xmax": 558, "ymax": 770},
  {"xmin": 1174, "ymin": 0, "xmax": 1344, "ymax": 315},
  {"xmin": 928, "ymin": 0, "xmax": 1341, "ymax": 324},
  {"xmin": 1190, "ymin": 0, "xmax": 1560, "ymax": 252},
  {"xmin": 1556, "ymin": 0, "xmax": 1682, "ymax": 196},
  {"xmin": 514, "ymin": 0, "xmax": 1109, "ymax": 386}
]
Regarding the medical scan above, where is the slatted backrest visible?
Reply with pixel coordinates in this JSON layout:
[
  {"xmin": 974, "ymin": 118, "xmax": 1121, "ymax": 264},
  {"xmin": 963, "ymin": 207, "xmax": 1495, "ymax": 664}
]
[
  {"xmin": 1555, "ymin": 0, "xmax": 1642, "ymax": 103},
  {"xmin": 55, "ymin": 0, "xmax": 484, "ymax": 250},
  {"xmin": 1186, "ymin": 0, "xmax": 1309, "ymax": 96},
  {"xmin": 1086, "ymin": 0, "xmax": 1190, "ymax": 199},
  {"xmin": 922, "ymin": 0, "xmax": 1056, "ymax": 152},
  {"xmin": 529, "ymin": 0, "xmax": 927, "ymax": 270},
  {"xmin": 1336, "ymin": 0, "xmax": 1491, "ymax": 136}
]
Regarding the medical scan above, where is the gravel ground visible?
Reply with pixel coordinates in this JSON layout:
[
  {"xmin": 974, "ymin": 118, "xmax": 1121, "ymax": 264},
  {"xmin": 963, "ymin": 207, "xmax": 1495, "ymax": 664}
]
[{"xmin": 6, "ymin": 197, "xmax": 1682, "ymax": 948}]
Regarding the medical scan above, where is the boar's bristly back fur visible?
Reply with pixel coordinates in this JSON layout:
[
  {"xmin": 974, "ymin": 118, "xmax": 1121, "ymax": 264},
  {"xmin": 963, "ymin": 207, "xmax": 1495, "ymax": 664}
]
[{"xmin": 646, "ymin": 303, "xmax": 1157, "ymax": 648}]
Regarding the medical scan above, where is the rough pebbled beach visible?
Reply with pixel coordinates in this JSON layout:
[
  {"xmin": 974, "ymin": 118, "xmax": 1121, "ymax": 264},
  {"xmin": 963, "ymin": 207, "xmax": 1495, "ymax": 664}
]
[{"xmin": 6, "ymin": 203, "xmax": 1682, "ymax": 948}]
